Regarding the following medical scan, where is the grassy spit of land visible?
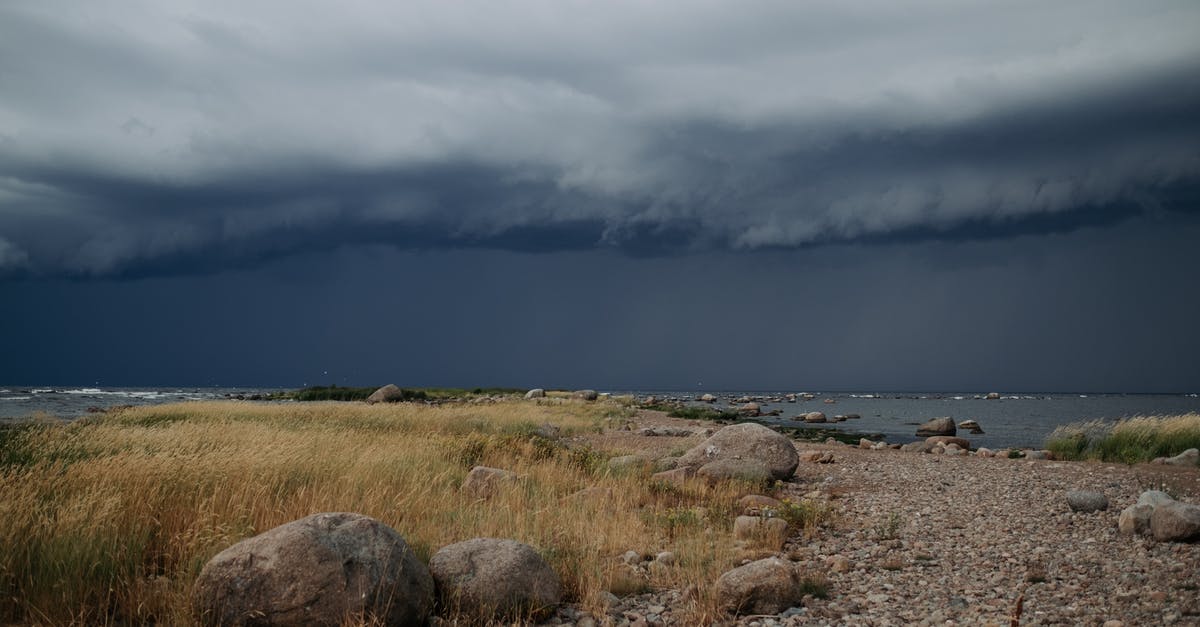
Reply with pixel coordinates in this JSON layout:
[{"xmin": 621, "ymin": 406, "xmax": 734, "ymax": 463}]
[
  {"xmin": 0, "ymin": 396, "xmax": 828, "ymax": 625},
  {"xmin": 1045, "ymin": 414, "xmax": 1200, "ymax": 463}
]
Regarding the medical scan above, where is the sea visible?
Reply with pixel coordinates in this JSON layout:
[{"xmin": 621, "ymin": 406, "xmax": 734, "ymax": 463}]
[{"xmin": 2, "ymin": 386, "xmax": 1198, "ymax": 449}]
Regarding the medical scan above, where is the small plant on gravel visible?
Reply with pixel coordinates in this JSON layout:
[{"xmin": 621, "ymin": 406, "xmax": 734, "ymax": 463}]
[
  {"xmin": 872, "ymin": 511, "xmax": 904, "ymax": 540},
  {"xmin": 798, "ymin": 574, "xmax": 830, "ymax": 599},
  {"xmin": 775, "ymin": 499, "xmax": 834, "ymax": 535},
  {"xmin": 1008, "ymin": 449, "xmax": 1024, "ymax": 459}
]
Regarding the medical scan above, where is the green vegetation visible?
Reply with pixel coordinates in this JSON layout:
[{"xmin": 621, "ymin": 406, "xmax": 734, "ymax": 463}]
[
  {"xmin": 785, "ymin": 426, "xmax": 885, "ymax": 446},
  {"xmin": 1044, "ymin": 414, "xmax": 1200, "ymax": 464}
]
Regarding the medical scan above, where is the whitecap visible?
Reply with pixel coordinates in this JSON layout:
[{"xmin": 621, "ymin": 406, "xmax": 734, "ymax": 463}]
[
  {"xmin": 0, "ymin": 396, "xmax": 32, "ymax": 401},
  {"xmin": 31, "ymin": 388, "xmax": 54, "ymax": 394}
]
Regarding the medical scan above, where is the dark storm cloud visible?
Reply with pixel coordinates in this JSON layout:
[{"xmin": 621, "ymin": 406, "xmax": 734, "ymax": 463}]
[{"xmin": 1, "ymin": 1, "xmax": 1199, "ymax": 277}]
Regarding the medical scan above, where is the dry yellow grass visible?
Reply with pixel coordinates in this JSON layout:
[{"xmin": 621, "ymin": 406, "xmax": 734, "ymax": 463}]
[{"xmin": 0, "ymin": 399, "xmax": 817, "ymax": 625}]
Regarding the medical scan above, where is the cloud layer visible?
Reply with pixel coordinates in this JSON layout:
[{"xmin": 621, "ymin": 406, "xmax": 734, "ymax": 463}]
[{"xmin": 2, "ymin": 0, "xmax": 1199, "ymax": 276}]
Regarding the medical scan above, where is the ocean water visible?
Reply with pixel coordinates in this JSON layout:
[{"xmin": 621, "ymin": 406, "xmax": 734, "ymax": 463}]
[
  {"xmin": 0, "ymin": 386, "xmax": 282, "ymax": 421},
  {"xmin": 2, "ymin": 386, "xmax": 1198, "ymax": 449},
  {"xmin": 624, "ymin": 390, "xmax": 1200, "ymax": 449}
]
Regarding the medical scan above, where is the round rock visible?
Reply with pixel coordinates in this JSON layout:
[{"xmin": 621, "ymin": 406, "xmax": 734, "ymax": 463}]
[
  {"xmin": 429, "ymin": 538, "xmax": 562, "ymax": 619},
  {"xmin": 716, "ymin": 557, "xmax": 807, "ymax": 615},
  {"xmin": 915, "ymin": 417, "xmax": 956, "ymax": 437},
  {"xmin": 1066, "ymin": 490, "xmax": 1109, "ymax": 513},
  {"xmin": 366, "ymin": 384, "xmax": 405, "ymax": 404},
  {"xmin": 192, "ymin": 512, "xmax": 433, "ymax": 626},
  {"xmin": 676, "ymin": 423, "xmax": 799, "ymax": 481}
]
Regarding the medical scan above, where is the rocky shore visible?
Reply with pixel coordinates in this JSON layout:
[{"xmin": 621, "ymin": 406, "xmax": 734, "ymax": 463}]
[
  {"xmin": 185, "ymin": 404, "xmax": 1199, "ymax": 626},
  {"xmin": 562, "ymin": 410, "xmax": 1200, "ymax": 626}
]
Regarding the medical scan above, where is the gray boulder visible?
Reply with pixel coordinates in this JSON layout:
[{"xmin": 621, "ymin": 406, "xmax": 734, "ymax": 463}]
[
  {"xmin": 739, "ymin": 402, "xmax": 761, "ymax": 416},
  {"xmin": 462, "ymin": 466, "xmax": 517, "ymax": 499},
  {"xmin": 366, "ymin": 384, "xmax": 405, "ymax": 404},
  {"xmin": 1138, "ymin": 490, "xmax": 1176, "ymax": 508},
  {"xmin": 524, "ymin": 388, "xmax": 546, "ymax": 399},
  {"xmin": 915, "ymin": 417, "xmax": 956, "ymax": 437},
  {"xmin": 1161, "ymin": 448, "xmax": 1199, "ymax": 467},
  {"xmin": 429, "ymin": 538, "xmax": 562, "ymax": 619},
  {"xmin": 716, "ymin": 557, "xmax": 808, "ymax": 615},
  {"xmin": 572, "ymin": 389, "xmax": 599, "ymax": 401},
  {"xmin": 803, "ymin": 412, "xmax": 827, "ymax": 423},
  {"xmin": 697, "ymin": 459, "xmax": 772, "ymax": 484},
  {"xmin": 192, "ymin": 512, "xmax": 432, "ymax": 626},
  {"xmin": 958, "ymin": 420, "xmax": 985, "ymax": 434},
  {"xmin": 700, "ymin": 393, "xmax": 717, "ymax": 403},
  {"xmin": 1150, "ymin": 501, "xmax": 1200, "ymax": 542},
  {"xmin": 676, "ymin": 423, "xmax": 799, "ymax": 481},
  {"xmin": 1066, "ymin": 490, "xmax": 1109, "ymax": 513}
]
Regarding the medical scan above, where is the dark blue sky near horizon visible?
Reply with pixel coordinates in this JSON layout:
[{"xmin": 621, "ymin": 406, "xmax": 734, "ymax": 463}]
[{"xmin": 2, "ymin": 1, "xmax": 1199, "ymax": 391}]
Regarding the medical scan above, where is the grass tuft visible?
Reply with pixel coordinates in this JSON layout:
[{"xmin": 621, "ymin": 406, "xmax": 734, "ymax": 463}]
[{"xmin": 1044, "ymin": 414, "xmax": 1200, "ymax": 464}]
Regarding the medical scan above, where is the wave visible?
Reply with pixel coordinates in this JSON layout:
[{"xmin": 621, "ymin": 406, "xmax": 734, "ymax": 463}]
[{"xmin": 0, "ymin": 396, "xmax": 32, "ymax": 401}]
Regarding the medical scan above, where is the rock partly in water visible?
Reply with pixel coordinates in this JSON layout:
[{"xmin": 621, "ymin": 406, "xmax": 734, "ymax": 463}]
[
  {"xmin": 915, "ymin": 417, "xmax": 956, "ymax": 437},
  {"xmin": 739, "ymin": 402, "xmax": 761, "ymax": 416},
  {"xmin": 366, "ymin": 384, "xmax": 405, "ymax": 404},
  {"xmin": 700, "ymin": 393, "xmax": 717, "ymax": 403},
  {"xmin": 676, "ymin": 423, "xmax": 799, "ymax": 481},
  {"xmin": 1066, "ymin": 490, "xmax": 1109, "ymax": 513},
  {"xmin": 429, "ymin": 538, "xmax": 562, "ymax": 620},
  {"xmin": 716, "ymin": 557, "xmax": 808, "ymax": 615},
  {"xmin": 524, "ymin": 388, "xmax": 546, "ymax": 399},
  {"xmin": 192, "ymin": 512, "xmax": 433, "ymax": 627},
  {"xmin": 958, "ymin": 419, "xmax": 985, "ymax": 434},
  {"xmin": 803, "ymin": 412, "xmax": 827, "ymax": 423},
  {"xmin": 1149, "ymin": 501, "xmax": 1200, "ymax": 542},
  {"xmin": 462, "ymin": 466, "xmax": 517, "ymax": 499}
]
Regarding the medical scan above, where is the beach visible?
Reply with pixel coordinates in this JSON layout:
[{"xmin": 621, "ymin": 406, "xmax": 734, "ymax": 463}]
[{"xmin": 1, "ymin": 396, "xmax": 1197, "ymax": 625}]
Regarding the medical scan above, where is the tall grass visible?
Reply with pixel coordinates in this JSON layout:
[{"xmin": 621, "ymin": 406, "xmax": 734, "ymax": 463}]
[
  {"xmin": 1044, "ymin": 414, "xmax": 1200, "ymax": 464},
  {"xmin": 0, "ymin": 400, "xmax": 815, "ymax": 624}
]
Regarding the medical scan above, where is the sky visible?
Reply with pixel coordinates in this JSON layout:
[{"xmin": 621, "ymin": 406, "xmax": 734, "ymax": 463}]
[{"xmin": 2, "ymin": 1, "xmax": 1199, "ymax": 391}]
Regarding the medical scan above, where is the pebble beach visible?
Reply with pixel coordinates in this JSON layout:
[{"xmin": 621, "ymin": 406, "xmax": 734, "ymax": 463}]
[{"xmin": 562, "ymin": 409, "xmax": 1200, "ymax": 626}]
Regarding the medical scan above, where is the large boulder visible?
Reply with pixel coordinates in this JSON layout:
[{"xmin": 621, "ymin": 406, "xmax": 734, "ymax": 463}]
[
  {"xmin": 739, "ymin": 402, "xmax": 761, "ymax": 416},
  {"xmin": 676, "ymin": 423, "xmax": 799, "ymax": 481},
  {"xmin": 803, "ymin": 412, "xmax": 826, "ymax": 423},
  {"xmin": 958, "ymin": 420, "xmax": 985, "ymax": 434},
  {"xmin": 716, "ymin": 557, "xmax": 808, "ymax": 615},
  {"xmin": 1118, "ymin": 504, "xmax": 1155, "ymax": 536},
  {"xmin": 1150, "ymin": 501, "xmax": 1200, "ymax": 542},
  {"xmin": 700, "ymin": 393, "xmax": 717, "ymax": 403},
  {"xmin": 366, "ymin": 384, "xmax": 405, "ymax": 404},
  {"xmin": 429, "ymin": 538, "xmax": 562, "ymax": 619},
  {"xmin": 572, "ymin": 389, "xmax": 599, "ymax": 401},
  {"xmin": 524, "ymin": 388, "xmax": 546, "ymax": 399},
  {"xmin": 462, "ymin": 466, "xmax": 517, "ymax": 499},
  {"xmin": 915, "ymin": 417, "xmax": 956, "ymax": 437},
  {"xmin": 192, "ymin": 512, "xmax": 432, "ymax": 626},
  {"xmin": 697, "ymin": 459, "xmax": 772, "ymax": 484}
]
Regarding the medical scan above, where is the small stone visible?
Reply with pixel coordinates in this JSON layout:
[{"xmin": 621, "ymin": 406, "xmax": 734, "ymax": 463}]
[
  {"xmin": 621, "ymin": 550, "xmax": 641, "ymax": 565},
  {"xmin": 1066, "ymin": 490, "xmax": 1109, "ymax": 513}
]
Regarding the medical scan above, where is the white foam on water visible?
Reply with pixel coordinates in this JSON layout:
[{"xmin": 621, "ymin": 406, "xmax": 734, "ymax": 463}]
[
  {"xmin": 0, "ymin": 397, "xmax": 32, "ymax": 401},
  {"xmin": 63, "ymin": 388, "xmax": 104, "ymax": 394},
  {"xmin": 31, "ymin": 389, "xmax": 53, "ymax": 394}
]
